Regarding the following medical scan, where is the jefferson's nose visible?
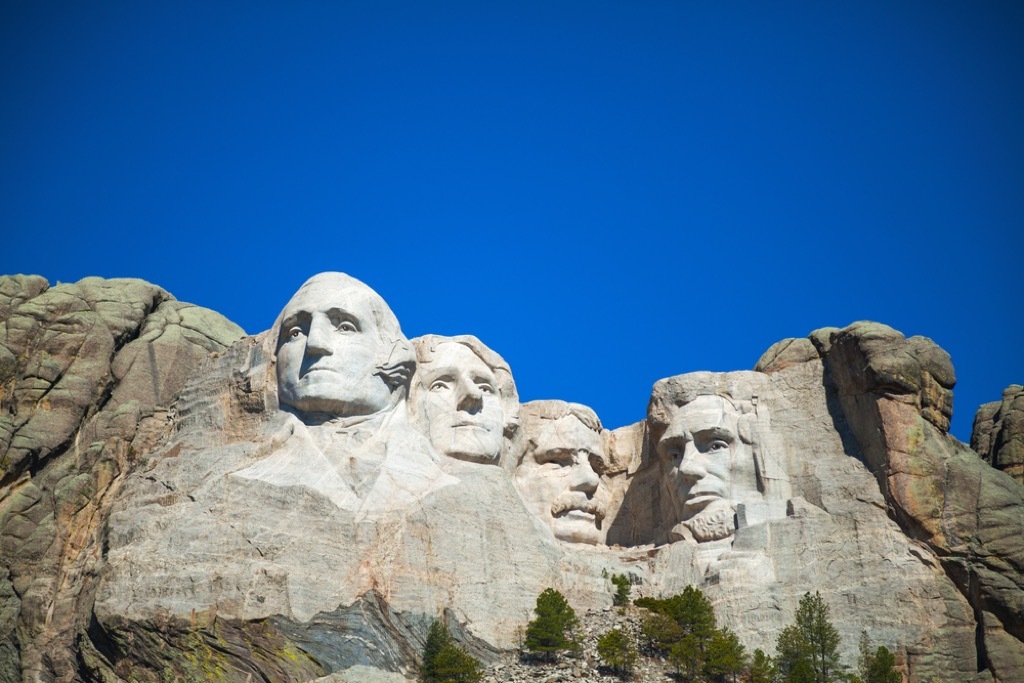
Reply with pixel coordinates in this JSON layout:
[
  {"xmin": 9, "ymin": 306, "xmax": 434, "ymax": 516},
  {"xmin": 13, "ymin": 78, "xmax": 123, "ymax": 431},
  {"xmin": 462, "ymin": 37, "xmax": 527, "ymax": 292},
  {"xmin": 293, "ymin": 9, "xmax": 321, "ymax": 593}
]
[
  {"xmin": 456, "ymin": 381, "xmax": 484, "ymax": 413},
  {"xmin": 305, "ymin": 316, "xmax": 334, "ymax": 357}
]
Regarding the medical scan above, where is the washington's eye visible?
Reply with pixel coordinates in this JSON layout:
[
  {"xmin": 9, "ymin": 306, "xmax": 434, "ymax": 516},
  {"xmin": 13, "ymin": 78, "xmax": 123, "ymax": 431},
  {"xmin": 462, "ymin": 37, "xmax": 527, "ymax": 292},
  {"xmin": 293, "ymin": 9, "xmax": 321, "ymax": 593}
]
[
  {"xmin": 337, "ymin": 321, "xmax": 357, "ymax": 333},
  {"xmin": 288, "ymin": 327, "xmax": 303, "ymax": 339},
  {"xmin": 706, "ymin": 439, "xmax": 729, "ymax": 453}
]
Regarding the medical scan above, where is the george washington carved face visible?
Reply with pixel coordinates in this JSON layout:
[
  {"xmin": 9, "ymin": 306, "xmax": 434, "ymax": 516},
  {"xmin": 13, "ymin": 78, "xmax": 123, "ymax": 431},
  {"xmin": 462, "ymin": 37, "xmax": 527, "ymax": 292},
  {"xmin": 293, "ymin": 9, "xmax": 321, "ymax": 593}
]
[{"xmin": 276, "ymin": 272, "xmax": 410, "ymax": 420}]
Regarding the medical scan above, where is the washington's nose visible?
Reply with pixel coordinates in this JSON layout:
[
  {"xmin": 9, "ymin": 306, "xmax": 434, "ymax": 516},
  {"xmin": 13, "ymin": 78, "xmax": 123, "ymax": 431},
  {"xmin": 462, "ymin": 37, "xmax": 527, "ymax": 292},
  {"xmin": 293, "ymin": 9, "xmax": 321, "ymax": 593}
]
[
  {"xmin": 570, "ymin": 454, "xmax": 600, "ymax": 495},
  {"xmin": 305, "ymin": 316, "xmax": 334, "ymax": 357},
  {"xmin": 456, "ymin": 381, "xmax": 484, "ymax": 413}
]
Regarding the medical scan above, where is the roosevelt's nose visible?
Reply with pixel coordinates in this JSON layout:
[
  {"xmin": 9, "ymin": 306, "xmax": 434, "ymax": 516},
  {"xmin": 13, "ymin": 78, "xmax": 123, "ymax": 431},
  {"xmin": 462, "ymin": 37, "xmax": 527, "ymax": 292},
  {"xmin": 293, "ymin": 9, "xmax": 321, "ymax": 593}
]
[
  {"xmin": 305, "ymin": 315, "xmax": 334, "ymax": 357},
  {"xmin": 570, "ymin": 453, "xmax": 600, "ymax": 496},
  {"xmin": 455, "ymin": 380, "xmax": 484, "ymax": 413}
]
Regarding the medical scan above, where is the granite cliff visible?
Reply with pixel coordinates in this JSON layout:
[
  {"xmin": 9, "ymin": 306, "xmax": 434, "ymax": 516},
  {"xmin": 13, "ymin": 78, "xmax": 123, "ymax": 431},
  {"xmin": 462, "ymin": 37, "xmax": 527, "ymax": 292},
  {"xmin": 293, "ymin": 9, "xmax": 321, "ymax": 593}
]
[{"xmin": 0, "ymin": 273, "xmax": 1020, "ymax": 683}]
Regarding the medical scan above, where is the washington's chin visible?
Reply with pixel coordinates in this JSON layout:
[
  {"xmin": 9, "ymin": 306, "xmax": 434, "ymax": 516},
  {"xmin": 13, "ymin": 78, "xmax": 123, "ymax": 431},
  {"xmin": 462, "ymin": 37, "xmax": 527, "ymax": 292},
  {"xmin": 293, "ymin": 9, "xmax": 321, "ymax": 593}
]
[
  {"xmin": 281, "ymin": 387, "xmax": 393, "ymax": 418},
  {"xmin": 552, "ymin": 510, "xmax": 603, "ymax": 545}
]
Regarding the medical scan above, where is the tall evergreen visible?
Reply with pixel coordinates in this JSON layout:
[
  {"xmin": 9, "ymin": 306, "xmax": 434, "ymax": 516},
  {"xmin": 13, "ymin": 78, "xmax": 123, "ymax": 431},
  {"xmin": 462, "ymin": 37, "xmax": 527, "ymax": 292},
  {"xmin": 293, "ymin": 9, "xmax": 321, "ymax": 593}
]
[
  {"xmin": 596, "ymin": 627, "xmax": 637, "ymax": 678},
  {"xmin": 775, "ymin": 592, "xmax": 843, "ymax": 683},
  {"xmin": 420, "ymin": 620, "xmax": 482, "ymax": 683},
  {"xmin": 864, "ymin": 646, "xmax": 901, "ymax": 683},
  {"xmin": 704, "ymin": 627, "xmax": 747, "ymax": 683},
  {"xmin": 524, "ymin": 588, "xmax": 579, "ymax": 662}
]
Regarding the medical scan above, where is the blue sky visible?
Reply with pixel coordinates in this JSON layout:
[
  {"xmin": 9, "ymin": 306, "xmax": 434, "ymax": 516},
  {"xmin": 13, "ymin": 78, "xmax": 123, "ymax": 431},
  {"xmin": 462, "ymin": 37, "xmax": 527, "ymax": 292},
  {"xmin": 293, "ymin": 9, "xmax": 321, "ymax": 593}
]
[{"xmin": 2, "ymin": 1, "xmax": 1021, "ymax": 441}]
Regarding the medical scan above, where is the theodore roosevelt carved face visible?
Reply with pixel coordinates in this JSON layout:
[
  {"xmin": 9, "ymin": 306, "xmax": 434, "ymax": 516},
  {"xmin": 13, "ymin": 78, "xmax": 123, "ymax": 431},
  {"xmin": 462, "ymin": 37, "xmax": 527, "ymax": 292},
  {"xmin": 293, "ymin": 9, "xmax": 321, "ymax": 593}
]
[
  {"xmin": 410, "ymin": 335, "xmax": 518, "ymax": 464},
  {"xmin": 515, "ymin": 401, "xmax": 607, "ymax": 545},
  {"xmin": 275, "ymin": 272, "xmax": 412, "ymax": 420},
  {"xmin": 656, "ymin": 394, "xmax": 761, "ymax": 542}
]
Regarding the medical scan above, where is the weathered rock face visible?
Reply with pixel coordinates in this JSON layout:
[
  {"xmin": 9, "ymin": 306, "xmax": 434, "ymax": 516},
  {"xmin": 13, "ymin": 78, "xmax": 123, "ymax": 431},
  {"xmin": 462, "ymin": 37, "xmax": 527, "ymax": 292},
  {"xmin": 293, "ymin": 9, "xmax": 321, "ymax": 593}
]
[
  {"xmin": 0, "ymin": 275, "xmax": 244, "ymax": 683},
  {"xmin": 2, "ymin": 274, "xmax": 1022, "ymax": 683},
  {"xmin": 759, "ymin": 322, "xmax": 1024, "ymax": 681},
  {"xmin": 973, "ymin": 384, "xmax": 1024, "ymax": 484}
]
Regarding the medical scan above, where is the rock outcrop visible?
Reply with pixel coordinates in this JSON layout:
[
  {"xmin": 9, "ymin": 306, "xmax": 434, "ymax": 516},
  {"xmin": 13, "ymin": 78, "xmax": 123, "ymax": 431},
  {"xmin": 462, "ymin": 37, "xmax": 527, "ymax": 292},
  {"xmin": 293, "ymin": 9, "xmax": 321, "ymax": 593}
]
[
  {"xmin": 0, "ymin": 275, "xmax": 244, "ymax": 682},
  {"xmin": 759, "ymin": 322, "xmax": 1024, "ymax": 681},
  {"xmin": 973, "ymin": 384, "xmax": 1024, "ymax": 485},
  {"xmin": 1, "ymin": 274, "xmax": 1021, "ymax": 683}
]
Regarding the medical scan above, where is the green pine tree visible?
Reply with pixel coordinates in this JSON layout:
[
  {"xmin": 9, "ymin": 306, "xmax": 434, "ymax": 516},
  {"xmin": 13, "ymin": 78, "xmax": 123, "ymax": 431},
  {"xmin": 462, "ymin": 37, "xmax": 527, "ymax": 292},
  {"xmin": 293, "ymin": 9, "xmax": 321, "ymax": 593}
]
[
  {"xmin": 704, "ymin": 627, "xmax": 747, "ymax": 683},
  {"xmin": 421, "ymin": 621, "xmax": 483, "ymax": 683},
  {"xmin": 596, "ymin": 627, "xmax": 637, "ymax": 678},
  {"xmin": 610, "ymin": 573, "xmax": 632, "ymax": 607},
  {"xmin": 640, "ymin": 612, "xmax": 684, "ymax": 655},
  {"xmin": 864, "ymin": 646, "xmax": 901, "ymax": 683},
  {"xmin": 637, "ymin": 585, "xmax": 718, "ymax": 673},
  {"xmin": 524, "ymin": 588, "xmax": 579, "ymax": 662},
  {"xmin": 749, "ymin": 648, "xmax": 776, "ymax": 683},
  {"xmin": 775, "ymin": 592, "xmax": 844, "ymax": 683}
]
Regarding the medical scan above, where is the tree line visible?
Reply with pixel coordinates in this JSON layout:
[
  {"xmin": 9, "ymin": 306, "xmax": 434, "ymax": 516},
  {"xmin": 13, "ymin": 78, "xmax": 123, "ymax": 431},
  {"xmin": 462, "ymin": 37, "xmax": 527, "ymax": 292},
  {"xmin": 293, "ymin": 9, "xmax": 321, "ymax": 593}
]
[{"xmin": 420, "ymin": 580, "xmax": 902, "ymax": 683}]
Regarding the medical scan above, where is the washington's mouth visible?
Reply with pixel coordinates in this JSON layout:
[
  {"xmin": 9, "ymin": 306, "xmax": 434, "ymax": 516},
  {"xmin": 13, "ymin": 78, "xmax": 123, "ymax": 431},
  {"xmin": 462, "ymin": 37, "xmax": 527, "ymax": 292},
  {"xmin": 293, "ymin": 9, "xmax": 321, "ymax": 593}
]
[{"xmin": 302, "ymin": 367, "xmax": 338, "ymax": 378}]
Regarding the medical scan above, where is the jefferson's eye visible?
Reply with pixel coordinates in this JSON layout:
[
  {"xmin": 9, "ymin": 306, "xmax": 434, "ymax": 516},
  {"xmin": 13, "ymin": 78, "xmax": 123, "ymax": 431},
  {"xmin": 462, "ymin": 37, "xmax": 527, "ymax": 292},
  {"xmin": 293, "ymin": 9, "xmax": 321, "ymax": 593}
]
[
  {"xmin": 430, "ymin": 380, "xmax": 450, "ymax": 391},
  {"xmin": 477, "ymin": 382, "xmax": 495, "ymax": 394},
  {"xmin": 538, "ymin": 449, "xmax": 574, "ymax": 467},
  {"xmin": 337, "ymin": 321, "xmax": 357, "ymax": 332}
]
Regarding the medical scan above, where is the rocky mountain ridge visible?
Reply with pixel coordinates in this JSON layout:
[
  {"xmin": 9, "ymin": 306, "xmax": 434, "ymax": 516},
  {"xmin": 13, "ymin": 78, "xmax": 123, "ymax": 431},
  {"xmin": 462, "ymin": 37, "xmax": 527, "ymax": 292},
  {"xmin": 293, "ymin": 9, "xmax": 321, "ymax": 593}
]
[{"xmin": 0, "ymin": 274, "xmax": 1021, "ymax": 683}]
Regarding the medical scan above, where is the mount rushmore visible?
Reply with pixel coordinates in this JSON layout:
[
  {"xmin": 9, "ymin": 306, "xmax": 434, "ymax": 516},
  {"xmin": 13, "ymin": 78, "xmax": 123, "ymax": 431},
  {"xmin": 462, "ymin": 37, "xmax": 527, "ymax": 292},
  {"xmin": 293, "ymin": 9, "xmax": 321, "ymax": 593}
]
[{"xmin": 0, "ymin": 272, "xmax": 1021, "ymax": 682}]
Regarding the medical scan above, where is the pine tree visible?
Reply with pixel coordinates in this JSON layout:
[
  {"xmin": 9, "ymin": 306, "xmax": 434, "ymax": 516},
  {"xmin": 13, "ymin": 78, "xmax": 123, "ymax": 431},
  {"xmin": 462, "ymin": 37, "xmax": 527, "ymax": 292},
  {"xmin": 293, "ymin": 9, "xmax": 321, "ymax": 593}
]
[
  {"xmin": 775, "ymin": 624, "xmax": 812, "ymax": 683},
  {"xmin": 640, "ymin": 612, "xmax": 684, "ymax": 655},
  {"xmin": 637, "ymin": 586, "xmax": 719, "ymax": 674},
  {"xmin": 421, "ymin": 621, "xmax": 483, "ymax": 683},
  {"xmin": 704, "ymin": 627, "xmax": 747, "ymax": 683},
  {"xmin": 749, "ymin": 648, "xmax": 776, "ymax": 683},
  {"xmin": 610, "ymin": 573, "xmax": 631, "ymax": 607},
  {"xmin": 596, "ymin": 627, "xmax": 637, "ymax": 678},
  {"xmin": 524, "ymin": 588, "xmax": 579, "ymax": 662},
  {"xmin": 864, "ymin": 646, "xmax": 901, "ymax": 683},
  {"xmin": 775, "ymin": 592, "xmax": 844, "ymax": 683}
]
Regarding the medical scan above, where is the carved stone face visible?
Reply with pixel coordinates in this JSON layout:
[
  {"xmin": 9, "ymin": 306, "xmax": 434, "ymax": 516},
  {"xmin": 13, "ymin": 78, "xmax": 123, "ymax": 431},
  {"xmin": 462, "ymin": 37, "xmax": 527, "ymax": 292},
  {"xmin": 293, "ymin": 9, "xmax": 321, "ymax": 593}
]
[
  {"xmin": 276, "ymin": 274, "xmax": 395, "ymax": 418},
  {"xmin": 657, "ymin": 395, "xmax": 761, "ymax": 542},
  {"xmin": 515, "ymin": 414, "xmax": 605, "ymax": 545},
  {"xmin": 416, "ymin": 341, "xmax": 504, "ymax": 463}
]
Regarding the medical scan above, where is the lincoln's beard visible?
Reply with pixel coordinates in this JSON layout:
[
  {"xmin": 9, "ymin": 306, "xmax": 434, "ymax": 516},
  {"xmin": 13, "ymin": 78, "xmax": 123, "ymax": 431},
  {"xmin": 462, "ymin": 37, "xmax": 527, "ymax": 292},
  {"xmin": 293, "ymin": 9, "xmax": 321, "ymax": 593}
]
[{"xmin": 671, "ymin": 500, "xmax": 736, "ymax": 543}]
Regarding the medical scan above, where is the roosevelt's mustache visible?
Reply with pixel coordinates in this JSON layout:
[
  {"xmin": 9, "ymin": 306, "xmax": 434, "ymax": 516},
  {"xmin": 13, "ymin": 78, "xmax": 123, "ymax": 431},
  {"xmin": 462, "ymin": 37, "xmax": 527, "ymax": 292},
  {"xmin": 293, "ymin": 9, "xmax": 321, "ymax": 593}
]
[{"xmin": 551, "ymin": 494, "xmax": 605, "ymax": 520}]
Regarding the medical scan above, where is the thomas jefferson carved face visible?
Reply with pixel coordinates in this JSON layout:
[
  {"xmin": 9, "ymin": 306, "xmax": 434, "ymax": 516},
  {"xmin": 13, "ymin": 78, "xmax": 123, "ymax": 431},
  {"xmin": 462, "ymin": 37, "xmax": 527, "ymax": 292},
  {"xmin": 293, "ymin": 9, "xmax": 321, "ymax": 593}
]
[
  {"xmin": 276, "ymin": 273, "xmax": 403, "ymax": 419},
  {"xmin": 415, "ymin": 341, "xmax": 505, "ymax": 463},
  {"xmin": 657, "ymin": 395, "xmax": 762, "ymax": 542},
  {"xmin": 515, "ymin": 407, "xmax": 606, "ymax": 545}
]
